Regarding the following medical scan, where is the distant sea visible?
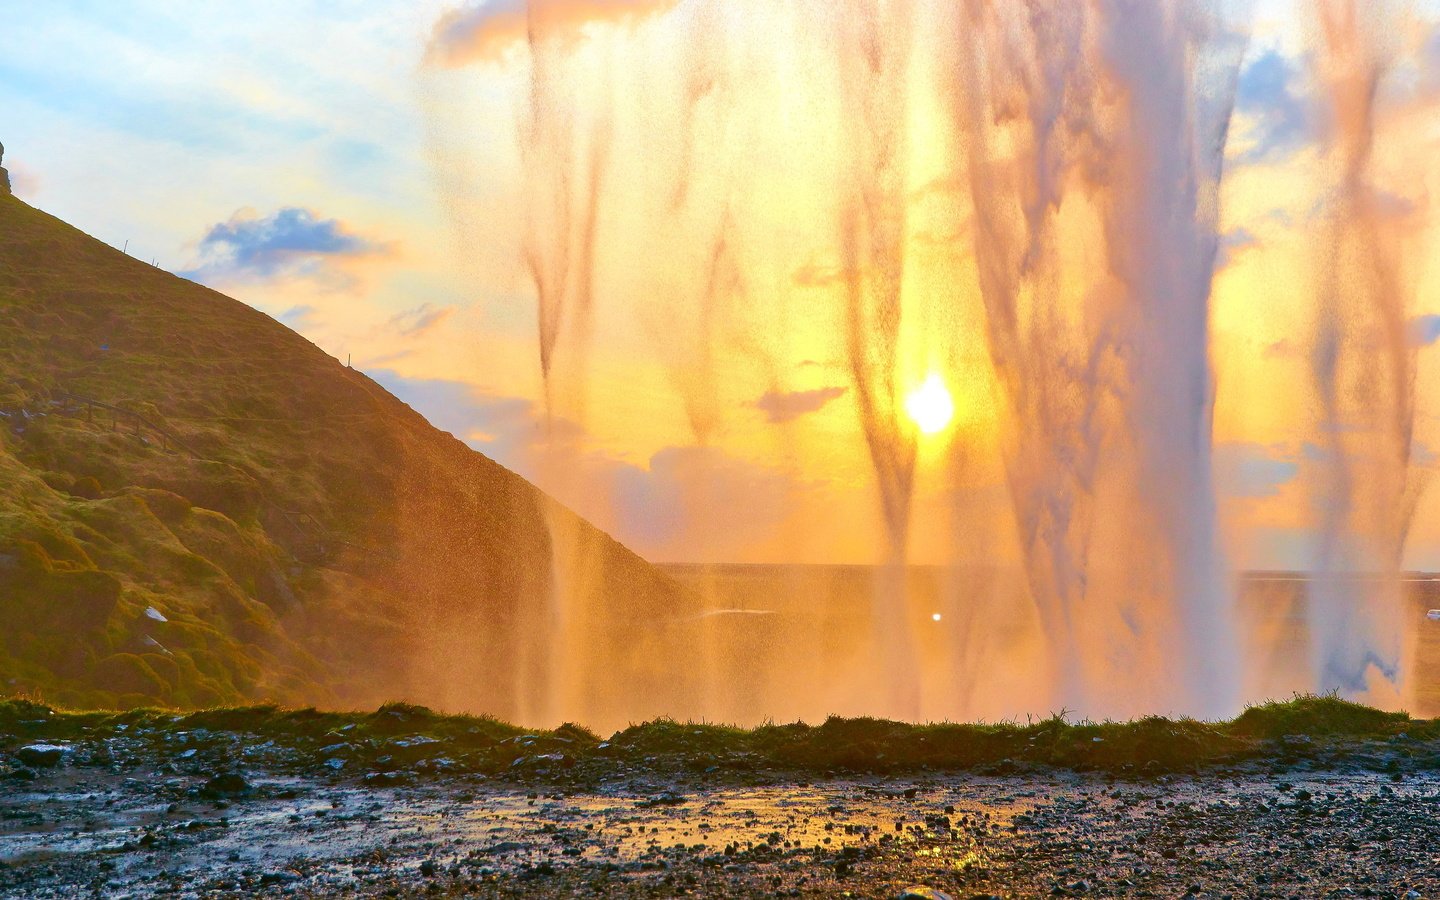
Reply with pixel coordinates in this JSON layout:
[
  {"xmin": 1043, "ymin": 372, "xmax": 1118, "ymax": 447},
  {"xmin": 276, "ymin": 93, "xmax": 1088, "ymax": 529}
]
[{"xmin": 659, "ymin": 565, "xmax": 1440, "ymax": 716}]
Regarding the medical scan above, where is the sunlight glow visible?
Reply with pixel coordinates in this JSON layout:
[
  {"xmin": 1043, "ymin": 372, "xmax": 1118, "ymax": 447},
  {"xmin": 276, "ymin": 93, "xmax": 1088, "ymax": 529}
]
[{"xmin": 905, "ymin": 373, "xmax": 955, "ymax": 436}]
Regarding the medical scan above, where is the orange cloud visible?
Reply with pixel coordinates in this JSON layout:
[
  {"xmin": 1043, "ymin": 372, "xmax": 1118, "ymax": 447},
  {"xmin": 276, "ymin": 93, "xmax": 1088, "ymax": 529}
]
[
  {"xmin": 387, "ymin": 302, "xmax": 456, "ymax": 338},
  {"xmin": 754, "ymin": 386, "xmax": 847, "ymax": 424},
  {"xmin": 425, "ymin": 0, "xmax": 679, "ymax": 67}
]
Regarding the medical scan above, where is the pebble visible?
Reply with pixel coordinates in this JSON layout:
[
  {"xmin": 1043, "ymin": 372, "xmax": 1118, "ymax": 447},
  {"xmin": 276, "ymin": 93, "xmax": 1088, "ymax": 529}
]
[{"xmin": 897, "ymin": 887, "xmax": 953, "ymax": 900}]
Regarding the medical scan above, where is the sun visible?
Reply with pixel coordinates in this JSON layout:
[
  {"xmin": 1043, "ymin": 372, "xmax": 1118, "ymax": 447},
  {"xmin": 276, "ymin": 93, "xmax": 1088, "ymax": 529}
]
[{"xmin": 904, "ymin": 373, "xmax": 955, "ymax": 435}]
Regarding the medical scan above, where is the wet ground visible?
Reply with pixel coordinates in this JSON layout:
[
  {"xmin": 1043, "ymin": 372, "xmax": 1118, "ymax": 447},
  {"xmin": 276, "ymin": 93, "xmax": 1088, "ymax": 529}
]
[{"xmin": 4, "ymin": 762, "xmax": 1440, "ymax": 898}]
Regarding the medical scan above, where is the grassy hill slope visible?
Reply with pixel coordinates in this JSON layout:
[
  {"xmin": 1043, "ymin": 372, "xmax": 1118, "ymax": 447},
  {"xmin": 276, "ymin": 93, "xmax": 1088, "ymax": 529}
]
[{"xmin": 0, "ymin": 191, "xmax": 696, "ymax": 724}]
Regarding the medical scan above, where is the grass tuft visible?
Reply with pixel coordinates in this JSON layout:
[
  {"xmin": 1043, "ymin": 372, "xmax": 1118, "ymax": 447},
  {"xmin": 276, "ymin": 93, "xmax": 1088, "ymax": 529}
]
[{"xmin": 1229, "ymin": 693, "xmax": 1413, "ymax": 740}]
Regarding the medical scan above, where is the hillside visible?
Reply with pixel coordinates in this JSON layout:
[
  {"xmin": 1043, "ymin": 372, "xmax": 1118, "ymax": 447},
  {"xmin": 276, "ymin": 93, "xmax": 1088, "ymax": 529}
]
[{"xmin": 0, "ymin": 187, "xmax": 698, "ymax": 726}]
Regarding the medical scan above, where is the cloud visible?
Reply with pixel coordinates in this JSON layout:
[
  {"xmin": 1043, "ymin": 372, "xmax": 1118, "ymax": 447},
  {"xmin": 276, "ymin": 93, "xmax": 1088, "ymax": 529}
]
[
  {"xmin": 1375, "ymin": 189, "xmax": 1419, "ymax": 220},
  {"xmin": 179, "ymin": 207, "xmax": 387, "ymax": 284},
  {"xmin": 1263, "ymin": 338, "xmax": 1301, "ymax": 359},
  {"xmin": 910, "ymin": 174, "xmax": 965, "ymax": 202},
  {"xmin": 425, "ymin": 0, "xmax": 678, "ymax": 67},
  {"xmin": 276, "ymin": 305, "xmax": 319, "ymax": 329},
  {"xmin": 1234, "ymin": 49, "xmax": 1310, "ymax": 163},
  {"xmin": 791, "ymin": 260, "xmax": 860, "ymax": 289},
  {"xmin": 368, "ymin": 369, "xmax": 804, "ymax": 561},
  {"xmin": 754, "ymin": 386, "xmax": 847, "ymax": 424},
  {"xmin": 388, "ymin": 303, "xmax": 456, "ymax": 338},
  {"xmin": 3, "ymin": 156, "xmax": 40, "ymax": 197},
  {"xmin": 369, "ymin": 369, "xmax": 548, "ymax": 466},
  {"xmin": 1412, "ymin": 315, "xmax": 1440, "ymax": 347},
  {"xmin": 1415, "ymin": 441, "xmax": 1440, "ymax": 469},
  {"xmin": 1267, "ymin": 313, "xmax": 1440, "ymax": 357},
  {"xmin": 1214, "ymin": 442, "xmax": 1299, "ymax": 499},
  {"xmin": 791, "ymin": 263, "xmax": 836, "ymax": 288},
  {"xmin": 609, "ymin": 445, "xmax": 799, "ymax": 561},
  {"xmin": 1216, "ymin": 227, "xmax": 1259, "ymax": 270}
]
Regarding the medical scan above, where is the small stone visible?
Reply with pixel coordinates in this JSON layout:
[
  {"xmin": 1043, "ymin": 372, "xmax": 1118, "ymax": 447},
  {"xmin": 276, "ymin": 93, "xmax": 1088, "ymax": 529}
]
[
  {"xmin": 897, "ymin": 887, "xmax": 953, "ymax": 900},
  {"xmin": 363, "ymin": 771, "xmax": 405, "ymax": 786},
  {"xmin": 637, "ymin": 791, "xmax": 686, "ymax": 808},
  {"xmin": 258, "ymin": 871, "xmax": 299, "ymax": 886}
]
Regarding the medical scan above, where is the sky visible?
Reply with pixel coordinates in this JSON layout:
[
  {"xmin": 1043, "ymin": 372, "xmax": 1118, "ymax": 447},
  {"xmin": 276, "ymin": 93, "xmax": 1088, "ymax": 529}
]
[{"xmin": 4, "ymin": 0, "xmax": 1440, "ymax": 569}]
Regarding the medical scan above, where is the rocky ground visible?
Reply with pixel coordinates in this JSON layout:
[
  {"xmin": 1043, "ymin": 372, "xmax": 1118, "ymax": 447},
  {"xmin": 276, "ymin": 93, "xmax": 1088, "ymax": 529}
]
[
  {"xmin": 4, "ymin": 697, "xmax": 1440, "ymax": 897},
  {"xmin": 4, "ymin": 752, "xmax": 1440, "ymax": 897}
]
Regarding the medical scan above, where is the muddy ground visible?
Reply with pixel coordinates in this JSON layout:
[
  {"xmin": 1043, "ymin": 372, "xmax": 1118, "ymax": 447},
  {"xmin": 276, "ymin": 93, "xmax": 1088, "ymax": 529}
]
[{"xmin": 3, "ymin": 759, "xmax": 1439, "ymax": 898}]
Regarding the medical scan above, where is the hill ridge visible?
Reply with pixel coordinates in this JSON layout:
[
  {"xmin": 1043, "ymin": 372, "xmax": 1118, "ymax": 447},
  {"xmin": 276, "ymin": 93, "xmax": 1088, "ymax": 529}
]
[{"xmin": 0, "ymin": 190, "xmax": 697, "ymax": 728}]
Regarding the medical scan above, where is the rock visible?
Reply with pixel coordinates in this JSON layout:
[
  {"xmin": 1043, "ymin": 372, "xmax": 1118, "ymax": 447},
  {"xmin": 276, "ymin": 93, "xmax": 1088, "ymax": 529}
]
[
  {"xmin": 897, "ymin": 887, "xmax": 953, "ymax": 900},
  {"xmin": 258, "ymin": 871, "xmax": 300, "ymax": 886},
  {"xmin": 15, "ymin": 744, "xmax": 67, "ymax": 768},
  {"xmin": 363, "ymin": 771, "xmax": 406, "ymax": 786},
  {"xmin": 419, "ymin": 859, "xmax": 438, "ymax": 877},
  {"xmin": 200, "ymin": 772, "xmax": 251, "ymax": 798},
  {"xmin": 0, "ymin": 142, "xmax": 9, "ymax": 195}
]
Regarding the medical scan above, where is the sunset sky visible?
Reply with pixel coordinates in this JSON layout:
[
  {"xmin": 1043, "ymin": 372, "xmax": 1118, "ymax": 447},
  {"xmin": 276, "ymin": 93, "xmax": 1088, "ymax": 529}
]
[{"xmin": 4, "ymin": 0, "xmax": 1440, "ymax": 569}]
